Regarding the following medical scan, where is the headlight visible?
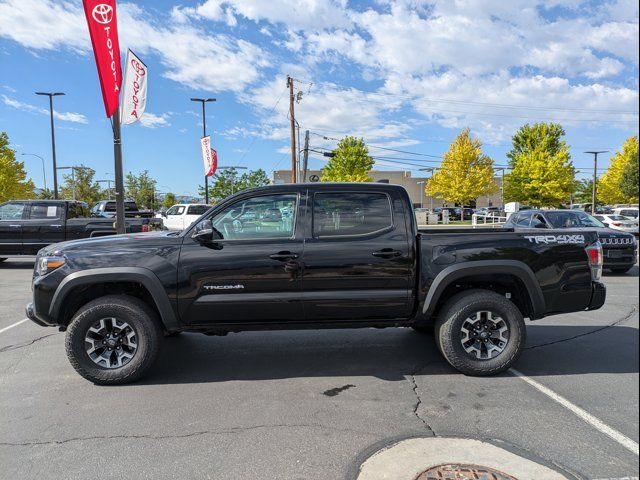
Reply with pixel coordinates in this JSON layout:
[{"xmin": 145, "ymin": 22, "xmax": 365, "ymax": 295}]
[{"xmin": 36, "ymin": 256, "xmax": 66, "ymax": 276}]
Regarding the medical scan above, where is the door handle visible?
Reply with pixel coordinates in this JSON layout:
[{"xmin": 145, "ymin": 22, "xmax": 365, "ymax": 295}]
[
  {"xmin": 269, "ymin": 251, "xmax": 299, "ymax": 261},
  {"xmin": 372, "ymin": 248, "xmax": 402, "ymax": 258}
]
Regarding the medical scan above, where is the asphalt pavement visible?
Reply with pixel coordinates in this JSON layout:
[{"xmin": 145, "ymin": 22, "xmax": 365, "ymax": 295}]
[{"xmin": 0, "ymin": 258, "xmax": 638, "ymax": 479}]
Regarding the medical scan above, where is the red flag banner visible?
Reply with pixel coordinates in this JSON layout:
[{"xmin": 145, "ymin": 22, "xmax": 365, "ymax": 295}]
[
  {"xmin": 83, "ymin": 0, "xmax": 122, "ymax": 117},
  {"xmin": 210, "ymin": 148, "xmax": 218, "ymax": 177}
]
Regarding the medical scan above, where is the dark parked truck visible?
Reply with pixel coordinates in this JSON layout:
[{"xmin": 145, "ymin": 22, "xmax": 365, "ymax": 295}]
[
  {"xmin": 503, "ymin": 209, "xmax": 637, "ymax": 274},
  {"xmin": 0, "ymin": 200, "xmax": 160, "ymax": 260},
  {"xmin": 26, "ymin": 184, "xmax": 606, "ymax": 384}
]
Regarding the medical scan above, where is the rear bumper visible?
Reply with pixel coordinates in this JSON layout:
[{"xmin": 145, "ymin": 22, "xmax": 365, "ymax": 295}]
[{"xmin": 586, "ymin": 282, "xmax": 606, "ymax": 311}]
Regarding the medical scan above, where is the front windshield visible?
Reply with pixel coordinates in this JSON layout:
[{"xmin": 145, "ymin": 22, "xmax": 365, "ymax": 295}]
[{"xmin": 545, "ymin": 211, "xmax": 606, "ymax": 228}]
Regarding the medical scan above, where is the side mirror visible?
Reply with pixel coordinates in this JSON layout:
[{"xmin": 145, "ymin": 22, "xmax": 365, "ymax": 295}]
[{"xmin": 192, "ymin": 220, "xmax": 222, "ymax": 243}]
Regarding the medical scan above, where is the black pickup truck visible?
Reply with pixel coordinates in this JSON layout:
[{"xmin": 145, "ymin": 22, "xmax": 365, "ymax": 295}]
[
  {"xmin": 0, "ymin": 200, "xmax": 159, "ymax": 260},
  {"xmin": 90, "ymin": 200, "xmax": 156, "ymax": 219},
  {"xmin": 26, "ymin": 183, "xmax": 606, "ymax": 384}
]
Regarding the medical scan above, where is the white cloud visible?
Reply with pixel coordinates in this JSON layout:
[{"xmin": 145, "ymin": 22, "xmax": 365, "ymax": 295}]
[
  {"xmin": 138, "ymin": 112, "xmax": 171, "ymax": 128},
  {"xmin": 1, "ymin": 94, "xmax": 88, "ymax": 124}
]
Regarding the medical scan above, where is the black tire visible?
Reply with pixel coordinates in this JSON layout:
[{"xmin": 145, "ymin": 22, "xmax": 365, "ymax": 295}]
[
  {"xmin": 65, "ymin": 295, "xmax": 162, "ymax": 385},
  {"xmin": 434, "ymin": 289, "xmax": 526, "ymax": 376},
  {"xmin": 609, "ymin": 266, "xmax": 633, "ymax": 274}
]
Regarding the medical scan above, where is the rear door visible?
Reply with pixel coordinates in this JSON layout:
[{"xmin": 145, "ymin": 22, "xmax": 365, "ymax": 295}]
[
  {"xmin": 0, "ymin": 202, "xmax": 27, "ymax": 255},
  {"xmin": 21, "ymin": 202, "xmax": 66, "ymax": 254},
  {"xmin": 301, "ymin": 189, "xmax": 414, "ymax": 321}
]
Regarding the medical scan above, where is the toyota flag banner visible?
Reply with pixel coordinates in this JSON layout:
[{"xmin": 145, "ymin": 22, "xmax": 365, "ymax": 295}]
[
  {"xmin": 200, "ymin": 136, "xmax": 218, "ymax": 177},
  {"xmin": 121, "ymin": 49, "xmax": 147, "ymax": 125},
  {"xmin": 82, "ymin": 0, "xmax": 122, "ymax": 117}
]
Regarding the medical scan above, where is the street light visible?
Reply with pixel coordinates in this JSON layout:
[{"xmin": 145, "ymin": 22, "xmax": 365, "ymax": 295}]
[
  {"xmin": 494, "ymin": 168, "xmax": 507, "ymax": 207},
  {"xmin": 35, "ymin": 92, "xmax": 65, "ymax": 199},
  {"xmin": 57, "ymin": 166, "xmax": 90, "ymax": 201},
  {"xmin": 585, "ymin": 151, "xmax": 608, "ymax": 215},
  {"xmin": 97, "ymin": 179, "xmax": 114, "ymax": 200},
  {"xmin": 21, "ymin": 153, "xmax": 47, "ymax": 191},
  {"xmin": 416, "ymin": 181, "xmax": 425, "ymax": 208},
  {"xmin": 190, "ymin": 97, "xmax": 217, "ymax": 204},
  {"xmin": 420, "ymin": 167, "xmax": 436, "ymax": 211}
]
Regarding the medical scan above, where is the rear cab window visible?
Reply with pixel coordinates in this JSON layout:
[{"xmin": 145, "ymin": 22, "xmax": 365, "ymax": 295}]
[{"xmin": 312, "ymin": 192, "xmax": 393, "ymax": 237}]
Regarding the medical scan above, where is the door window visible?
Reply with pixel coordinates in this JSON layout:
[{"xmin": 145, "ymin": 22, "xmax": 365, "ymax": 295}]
[
  {"xmin": 0, "ymin": 203, "xmax": 26, "ymax": 220},
  {"xmin": 28, "ymin": 204, "xmax": 62, "ymax": 220},
  {"xmin": 166, "ymin": 205, "xmax": 185, "ymax": 216},
  {"xmin": 313, "ymin": 192, "xmax": 393, "ymax": 237},
  {"xmin": 530, "ymin": 214, "xmax": 548, "ymax": 228},
  {"xmin": 211, "ymin": 194, "xmax": 297, "ymax": 240},
  {"xmin": 187, "ymin": 205, "xmax": 210, "ymax": 216},
  {"xmin": 514, "ymin": 213, "xmax": 531, "ymax": 227}
]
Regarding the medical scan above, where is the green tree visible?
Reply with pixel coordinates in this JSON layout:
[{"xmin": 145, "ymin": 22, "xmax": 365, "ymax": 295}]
[
  {"xmin": 321, "ymin": 136, "xmax": 374, "ymax": 182},
  {"xmin": 426, "ymin": 129, "xmax": 498, "ymax": 217},
  {"xmin": 59, "ymin": 166, "xmax": 102, "ymax": 206},
  {"xmin": 0, "ymin": 132, "xmax": 35, "ymax": 202},
  {"xmin": 125, "ymin": 170, "xmax": 157, "ymax": 209},
  {"xmin": 504, "ymin": 146, "xmax": 575, "ymax": 207},
  {"xmin": 37, "ymin": 188, "xmax": 56, "ymax": 200},
  {"xmin": 599, "ymin": 136, "xmax": 638, "ymax": 204},
  {"xmin": 573, "ymin": 179, "xmax": 595, "ymax": 204},
  {"xmin": 237, "ymin": 169, "xmax": 270, "ymax": 191},
  {"xmin": 506, "ymin": 123, "xmax": 568, "ymax": 168},
  {"xmin": 619, "ymin": 144, "xmax": 639, "ymax": 201},
  {"xmin": 162, "ymin": 193, "xmax": 177, "ymax": 209}
]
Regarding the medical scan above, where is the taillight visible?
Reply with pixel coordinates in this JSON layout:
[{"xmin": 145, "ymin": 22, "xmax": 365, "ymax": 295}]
[
  {"xmin": 585, "ymin": 241, "xmax": 603, "ymax": 281},
  {"xmin": 141, "ymin": 224, "xmax": 150, "ymax": 232},
  {"xmin": 612, "ymin": 222, "xmax": 621, "ymax": 227}
]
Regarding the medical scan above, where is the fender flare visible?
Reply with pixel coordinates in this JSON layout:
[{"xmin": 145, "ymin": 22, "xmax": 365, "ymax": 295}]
[
  {"xmin": 49, "ymin": 267, "xmax": 179, "ymax": 330},
  {"xmin": 422, "ymin": 260, "xmax": 546, "ymax": 319}
]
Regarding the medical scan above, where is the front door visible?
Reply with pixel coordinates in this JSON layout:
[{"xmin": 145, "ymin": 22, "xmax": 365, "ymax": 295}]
[
  {"xmin": 178, "ymin": 192, "xmax": 304, "ymax": 324},
  {"xmin": 0, "ymin": 202, "xmax": 27, "ymax": 255},
  {"xmin": 21, "ymin": 202, "xmax": 66, "ymax": 254},
  {"xmin": 302, "ymin": 190, "xmax": 414, "ymax": 321}
]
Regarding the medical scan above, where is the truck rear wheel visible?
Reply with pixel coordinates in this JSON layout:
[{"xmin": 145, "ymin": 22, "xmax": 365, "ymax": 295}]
[
  {"xmin": 434, "ymin": 290, "xmax": 526, "ymax": 376},
  {"xmin": 65, "ymin": 295, "xmax": 162, "ymax": 385}
]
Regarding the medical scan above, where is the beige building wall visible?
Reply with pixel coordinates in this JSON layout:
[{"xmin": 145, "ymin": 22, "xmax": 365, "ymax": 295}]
[{"xmin": 272, "ymin": 170, "xmax": 504, "ymax": 208}]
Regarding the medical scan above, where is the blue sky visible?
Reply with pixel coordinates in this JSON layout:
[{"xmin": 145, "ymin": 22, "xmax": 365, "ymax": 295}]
[{"xmin": 0, "ymin": 0, "xmax": 638, "ymax": 197}]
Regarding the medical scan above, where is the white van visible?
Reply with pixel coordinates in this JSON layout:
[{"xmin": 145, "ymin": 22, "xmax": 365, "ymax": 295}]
[{"xmin": 162, "ymin": 204, "xmax": 211, "ymax": 231}]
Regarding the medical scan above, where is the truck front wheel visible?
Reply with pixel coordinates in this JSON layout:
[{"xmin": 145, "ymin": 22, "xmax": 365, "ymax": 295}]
[
  {"xmin": 434, "ymin": 290, "xmax": 526, "ymax": 376},
  {"xmin": 65, "ymin": 295, "xmax": 162, "ymax": 385}
]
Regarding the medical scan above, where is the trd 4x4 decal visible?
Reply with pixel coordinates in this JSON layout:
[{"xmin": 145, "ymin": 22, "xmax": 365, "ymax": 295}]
[{"xmin": 524, "ymin": 235, "xmax": 586, "ymax": 245}]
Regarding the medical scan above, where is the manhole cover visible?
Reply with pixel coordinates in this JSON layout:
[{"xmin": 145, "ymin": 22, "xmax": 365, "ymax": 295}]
[{"xmin": 415, "ymin": 464, "xmax": 518, "ymax": 480}]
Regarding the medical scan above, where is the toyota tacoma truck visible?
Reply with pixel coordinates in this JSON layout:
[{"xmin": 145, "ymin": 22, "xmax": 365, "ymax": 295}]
[
  {"xmin": 0, "ymin": 199, "xmax": 161, "ymax": 261},
  {"xmin": 26, "ymin": 183, "xmax": 606, "ymax": 384}
]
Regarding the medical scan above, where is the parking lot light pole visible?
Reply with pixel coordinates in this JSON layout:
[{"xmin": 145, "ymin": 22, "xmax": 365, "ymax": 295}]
[
  {"xmin": 57, "ymin": 166, "xmax": 90, "ymax": 201},
  {"xmin": 585, "ymin": 151, "xmax": 608, "ymax": 215},
  {"xmin": 417, "ymin": 181, "xmax": 425, "ymax": 208},
  {"xmin": 21, "ymin": 153, "xmax": 47, "ymax": 191},
  {"xmin": 420, "ymin": 168, "xmax": 436, "ymax": 211},
  {"xmin": 35, "ymin": 92, "xmax": 64, "ymax": 199},
  {"xmin": 190, "ymin": 98, "xmax": 216, "ymax": 204}
]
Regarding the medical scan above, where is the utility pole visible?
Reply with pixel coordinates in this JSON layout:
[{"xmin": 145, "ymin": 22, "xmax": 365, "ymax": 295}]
[
  {"xmin": 35, "ymin": 92, "xmax": 64, "ymax": 199},
  {"xmin": 191, "ymin": 97, "xmax": 217, "ymax": 203},
  {"xmin": 585, "ymin": 151, "xmax": 608, "ymax": 215},
  {"xmin": 302, "ymin": 130, "xmax": 310, "ymax": 182},
  {"xmin": 287, "ymin": 76, "xmax": 297, "ymax": 183}
]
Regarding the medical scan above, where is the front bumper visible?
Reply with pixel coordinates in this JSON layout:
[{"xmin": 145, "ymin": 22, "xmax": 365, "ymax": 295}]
[
  {"xmin": 25, "ymin": 302, "xmax": 52, "ymax": 327},
  {"xmin": 586, "ymin": 282, "xmax": 606, "ymax": 311}
]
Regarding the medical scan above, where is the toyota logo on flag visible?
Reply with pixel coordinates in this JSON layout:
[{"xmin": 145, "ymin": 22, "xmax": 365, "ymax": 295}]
[{"xmin": 92, "ymin": 3, "xmax": 113, "ymax": 24}]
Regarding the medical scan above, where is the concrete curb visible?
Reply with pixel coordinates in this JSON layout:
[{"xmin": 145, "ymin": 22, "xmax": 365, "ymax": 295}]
[{"xmin": 350, "ymin": 435, "xmax": 578, "ymax": 480}]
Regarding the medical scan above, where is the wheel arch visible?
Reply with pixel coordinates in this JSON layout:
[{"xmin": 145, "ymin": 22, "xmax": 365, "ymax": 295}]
[
  {"xmin": 50, "ymin": 267, "xmax": 179, "ymax": 330},
  {"xmin": 422, "ymin": 260, "xmax": 546, "ymax": 320}
]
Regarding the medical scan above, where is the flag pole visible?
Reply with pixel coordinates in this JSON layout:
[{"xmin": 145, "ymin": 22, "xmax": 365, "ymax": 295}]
[{"xmin": 112, "ymin": 105, "xmax": 126, "ymax": 234}]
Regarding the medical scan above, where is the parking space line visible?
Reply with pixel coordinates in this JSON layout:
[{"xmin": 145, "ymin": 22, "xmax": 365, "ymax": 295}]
[
  {"xmin": 511, "ymin": 368, "xmax": 639, "ymax": 456},
  {"xmin": 0, "ymin": 319, "xmax": 28, "ymax": 335}
]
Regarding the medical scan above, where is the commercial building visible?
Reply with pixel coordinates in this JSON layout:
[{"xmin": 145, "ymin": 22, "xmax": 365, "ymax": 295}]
[{"xmin": 272, "ymin": 170, "xmax": 504, "ymax": 209}]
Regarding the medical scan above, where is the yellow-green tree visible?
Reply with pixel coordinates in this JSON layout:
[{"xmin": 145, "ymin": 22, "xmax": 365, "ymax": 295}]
[
  {"xmin": 321, "ymin": 136, "xmax": 374, "ymax": 182},
  {"xmin": 0, "ymin": 132, "xmax": 35, "ymax": 202},
  {"xmin": 426, "ymin": 129, "xmax": 497, "ymax": 210},
  {"xmin": 599, "ymin": 136, "xmax": 638, "ymax": 205},
  {"xmin": 504, "ymin": 146, "xmax": 575, "ymax": 207}
]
